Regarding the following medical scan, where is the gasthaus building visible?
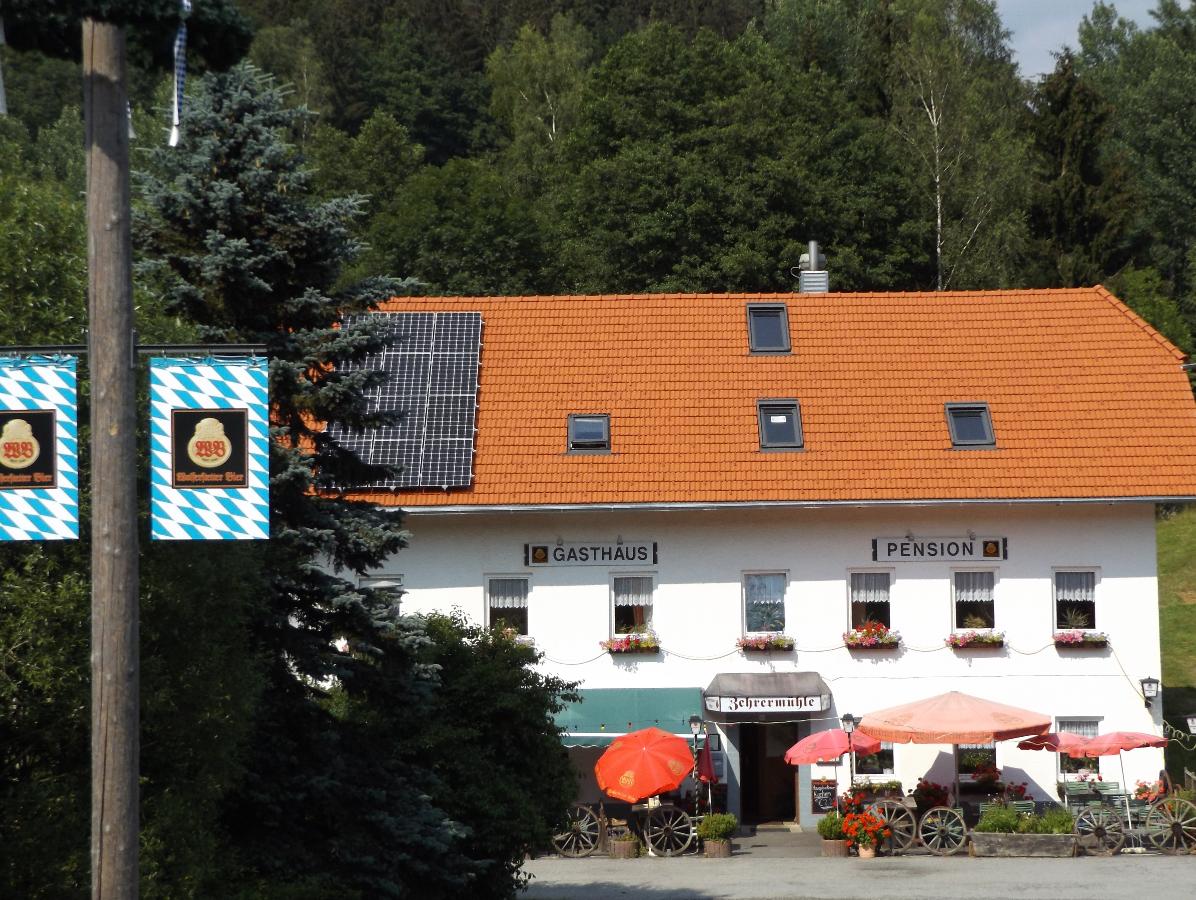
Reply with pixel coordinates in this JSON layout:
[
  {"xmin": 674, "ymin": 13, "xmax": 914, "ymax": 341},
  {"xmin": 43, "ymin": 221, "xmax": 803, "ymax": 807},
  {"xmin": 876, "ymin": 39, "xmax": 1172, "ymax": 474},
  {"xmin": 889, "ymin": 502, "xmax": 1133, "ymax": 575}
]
[{"xmin": 339, "ymin": 287, "xmax": 1196, "ymax": 828}]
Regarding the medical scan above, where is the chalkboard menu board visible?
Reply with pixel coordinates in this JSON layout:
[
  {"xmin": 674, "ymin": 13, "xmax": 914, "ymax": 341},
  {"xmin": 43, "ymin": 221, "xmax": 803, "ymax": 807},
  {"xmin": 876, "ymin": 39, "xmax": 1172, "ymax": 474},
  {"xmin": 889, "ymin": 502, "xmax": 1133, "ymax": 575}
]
[{"xmin": 811, "ymin": 779, "xmax": 838, "ymax": 814}]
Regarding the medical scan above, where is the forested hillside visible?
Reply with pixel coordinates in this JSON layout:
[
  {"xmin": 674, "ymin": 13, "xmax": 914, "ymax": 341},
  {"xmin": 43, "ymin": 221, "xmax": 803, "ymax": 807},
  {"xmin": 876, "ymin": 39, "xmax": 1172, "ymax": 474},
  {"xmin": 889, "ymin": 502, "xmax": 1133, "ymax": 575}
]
[{"xmin": 3, "ymin": 1, "xmax": 1196, "ymax": 897}]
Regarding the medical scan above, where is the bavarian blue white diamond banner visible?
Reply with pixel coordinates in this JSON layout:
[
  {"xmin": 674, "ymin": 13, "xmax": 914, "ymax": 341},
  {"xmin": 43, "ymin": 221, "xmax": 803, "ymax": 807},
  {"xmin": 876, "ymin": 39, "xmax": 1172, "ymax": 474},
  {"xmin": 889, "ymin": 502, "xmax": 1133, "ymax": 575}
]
[
  {"xmin": 0, "ymin": 356, "xmax": 79, "ymax": 541},
  {"xmin": 150, "ymin": 357, "xmax": 269, "ymax": 541}
]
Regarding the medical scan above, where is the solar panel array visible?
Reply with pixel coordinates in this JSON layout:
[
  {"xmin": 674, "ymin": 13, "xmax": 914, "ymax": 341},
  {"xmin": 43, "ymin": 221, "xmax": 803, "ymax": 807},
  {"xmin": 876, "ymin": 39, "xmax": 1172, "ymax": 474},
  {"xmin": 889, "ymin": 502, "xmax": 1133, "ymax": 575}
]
[{"xmin": 331, "ymin": 312, "xmax": 482, "ymax": 489}]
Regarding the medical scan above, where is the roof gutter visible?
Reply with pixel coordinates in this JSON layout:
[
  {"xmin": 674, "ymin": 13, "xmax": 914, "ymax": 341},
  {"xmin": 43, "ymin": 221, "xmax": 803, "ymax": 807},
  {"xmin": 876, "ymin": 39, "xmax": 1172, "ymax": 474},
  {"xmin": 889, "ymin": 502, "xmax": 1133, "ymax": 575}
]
[{"xmin": 397, "ymin": 496, "xmax": 1194, "ymax": 516}]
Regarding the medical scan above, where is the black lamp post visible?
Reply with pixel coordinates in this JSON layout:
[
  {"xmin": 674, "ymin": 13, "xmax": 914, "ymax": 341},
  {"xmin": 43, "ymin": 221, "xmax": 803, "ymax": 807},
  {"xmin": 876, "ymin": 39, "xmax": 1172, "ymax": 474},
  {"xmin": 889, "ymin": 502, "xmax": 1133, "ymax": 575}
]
[
  {"xmin": 841, "ymin": 713, "xmax": 860, "ymax": 790},
  {"xmin": 1140, "ymin": 676, "xmax": 1161, "ymax": 709},
  {"xmin": 689, "ymin": 716, "xmax": 703, "ymax": 816}
]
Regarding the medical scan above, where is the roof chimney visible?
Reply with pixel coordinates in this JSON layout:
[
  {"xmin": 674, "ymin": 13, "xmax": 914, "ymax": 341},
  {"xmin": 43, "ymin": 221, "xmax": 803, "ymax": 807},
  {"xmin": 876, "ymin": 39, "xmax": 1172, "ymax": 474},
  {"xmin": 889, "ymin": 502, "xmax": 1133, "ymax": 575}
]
[{"xmin": 796, "ymin": 240, "xmax": 829, "ymax": 293}]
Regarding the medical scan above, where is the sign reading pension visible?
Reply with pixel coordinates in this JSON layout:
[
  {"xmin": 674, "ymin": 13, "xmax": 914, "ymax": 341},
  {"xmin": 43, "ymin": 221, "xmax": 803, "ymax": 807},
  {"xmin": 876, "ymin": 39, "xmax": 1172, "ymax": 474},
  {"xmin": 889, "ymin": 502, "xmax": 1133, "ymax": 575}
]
[
  {"xmin": 150, "ymin": 357, "xmax": 268, "ymax": 541},
  {"xmin": 872, "ymin": 536, "xmax": 1007, "ymax": 562},
  {"xmin": 525, "ymin": 541, "xmax": 658, "ymax": 566},
  {"xmin": 0, "ymin": 356, "xmax": 78, "ymax": 540}
]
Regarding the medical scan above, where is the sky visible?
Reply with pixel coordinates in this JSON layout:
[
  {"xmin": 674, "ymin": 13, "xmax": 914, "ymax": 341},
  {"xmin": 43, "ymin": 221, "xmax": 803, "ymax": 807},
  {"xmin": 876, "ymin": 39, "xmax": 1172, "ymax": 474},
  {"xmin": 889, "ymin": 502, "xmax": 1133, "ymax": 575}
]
[{"xmin": 996, "ymin": 0, "xmax": 1161, "ymax": 78}]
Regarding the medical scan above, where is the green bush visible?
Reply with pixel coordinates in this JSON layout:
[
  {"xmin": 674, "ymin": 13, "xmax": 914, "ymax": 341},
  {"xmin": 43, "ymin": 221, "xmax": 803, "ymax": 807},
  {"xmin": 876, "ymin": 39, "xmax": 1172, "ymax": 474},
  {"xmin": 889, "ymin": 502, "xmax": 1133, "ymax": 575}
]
[
  {"xmin": 974, "ymin": 805, "xmax": 1022, "ymax": 833},
  {"xmin": 1039, "ymin": 807, "xmax": 1074, "ymax": 834},
  {"xmin": 816, "ymin": 811, "xmax": 845, "ymax": 840},
  {"xmin": 697, "ymin": 813, "xmax": 739, "ymax": 842}
]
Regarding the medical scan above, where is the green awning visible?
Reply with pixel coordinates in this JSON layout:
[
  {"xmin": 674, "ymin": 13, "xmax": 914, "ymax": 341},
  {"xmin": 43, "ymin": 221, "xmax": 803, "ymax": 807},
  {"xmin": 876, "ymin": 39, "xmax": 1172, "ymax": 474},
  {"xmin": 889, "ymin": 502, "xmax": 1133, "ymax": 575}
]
[{"xmin": 556, "ymin": 687, "xmax": 704, "ymax": 747}]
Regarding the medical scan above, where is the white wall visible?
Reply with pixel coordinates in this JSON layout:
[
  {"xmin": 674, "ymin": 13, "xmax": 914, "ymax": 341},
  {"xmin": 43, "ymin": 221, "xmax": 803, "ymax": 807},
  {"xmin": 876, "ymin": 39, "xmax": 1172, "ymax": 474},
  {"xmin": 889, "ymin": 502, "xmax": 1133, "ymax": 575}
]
[{"xmin": 373, "ymin": 502, "xmax": 1166, "ymax": 813}]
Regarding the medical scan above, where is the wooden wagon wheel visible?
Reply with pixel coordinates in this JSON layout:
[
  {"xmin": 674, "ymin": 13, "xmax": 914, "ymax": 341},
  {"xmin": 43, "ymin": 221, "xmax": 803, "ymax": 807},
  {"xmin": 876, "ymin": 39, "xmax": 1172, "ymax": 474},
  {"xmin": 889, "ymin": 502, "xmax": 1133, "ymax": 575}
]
[
  {"xmin": 643, "ymin": 806, "xmax": 695, "ymax": 857},
  {"xmin": 869, "ymin": 800, "xmax": 917, "ymax": 853},
  {"xmin": 551, "ymin": 804, "xmax": 602, "ymax": 857},
  {"xmin": 1145, "ymin": 797, "xmax": 1196, "ymax": 854},
  {"xmin": 1073, "ymin": 807, "xmax": 1125, "ymax": 855},
  {"xmin": 918, "ymin": 806, "xmax": 968, "ymax": 856}
]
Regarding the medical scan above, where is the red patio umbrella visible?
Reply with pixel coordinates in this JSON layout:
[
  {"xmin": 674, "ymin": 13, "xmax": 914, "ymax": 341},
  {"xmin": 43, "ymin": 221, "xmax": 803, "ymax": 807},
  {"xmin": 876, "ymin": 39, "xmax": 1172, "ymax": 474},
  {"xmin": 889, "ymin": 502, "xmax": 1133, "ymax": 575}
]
[
  {"xmin": 784, "ymin": 728, "xmax": 882, "ymax": 765},
  {"xmin": 1065, "ymin": 731, "xmax": 1168, "ymax": 824},
  {"xmin": 594, "ymin": 726, "xmax": 694, "ymax": 803},
  {"xmin": 1017, "ymin": 731, "xmax": 1092, "ymax": 754},
  {"xmin": 697, "ymin": 739, "xmax": 718, "ymax": 784}
]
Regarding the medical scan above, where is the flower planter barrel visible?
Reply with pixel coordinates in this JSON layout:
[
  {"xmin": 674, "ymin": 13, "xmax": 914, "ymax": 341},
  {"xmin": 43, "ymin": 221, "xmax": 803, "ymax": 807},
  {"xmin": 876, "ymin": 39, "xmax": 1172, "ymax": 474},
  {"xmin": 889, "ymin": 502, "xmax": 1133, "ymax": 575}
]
[
  {"xmin": 821, "ymin": 839, "xmax": 850, "ymax": 857},
  {"xmin": 969, "ymin": 833, "xmax": 1077, "ymax": 858},
  {"xmin": 609, "ymin": 840, "xmax": 638, "ymax": 859},
  {"xmin": 704, "ymin": 839, "xmax": 732, "ymax": 858}
]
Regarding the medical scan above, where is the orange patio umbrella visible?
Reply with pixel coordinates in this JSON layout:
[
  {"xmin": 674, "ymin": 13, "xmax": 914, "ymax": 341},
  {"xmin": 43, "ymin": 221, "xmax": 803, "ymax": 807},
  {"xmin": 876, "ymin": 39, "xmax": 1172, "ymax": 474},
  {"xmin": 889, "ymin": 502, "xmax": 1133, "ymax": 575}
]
[
  {"xmin": 784, "ymin": 728, "xmax": 882, "ymax": 765},
  {"xmin": 594, "ymin": 727, "xmax": 695, "ymax": 803},
  {"xmin": 858, "ymin": 691, "xmax": 1050, "ymax": 802},
  {"xmin": 1017, "ymin": 731, "xmax": 1092, "ymax": 755}
]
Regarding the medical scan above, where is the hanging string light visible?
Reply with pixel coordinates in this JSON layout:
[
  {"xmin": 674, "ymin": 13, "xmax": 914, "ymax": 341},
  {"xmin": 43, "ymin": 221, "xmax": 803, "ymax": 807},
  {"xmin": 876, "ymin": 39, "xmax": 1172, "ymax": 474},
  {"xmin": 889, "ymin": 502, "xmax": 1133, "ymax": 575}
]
[{"xmin": 168, "ymin": 0, "xmax": 192, "ymax": 147}]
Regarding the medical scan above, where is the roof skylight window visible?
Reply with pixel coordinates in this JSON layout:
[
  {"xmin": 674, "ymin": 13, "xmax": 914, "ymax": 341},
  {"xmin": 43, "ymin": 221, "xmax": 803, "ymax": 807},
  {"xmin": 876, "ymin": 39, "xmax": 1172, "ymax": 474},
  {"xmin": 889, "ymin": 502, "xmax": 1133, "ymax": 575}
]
[
  {"xmin": 747, "ymin": 304, "xmax": 791, "ymax": 353},
  {"xmin": 757, "ymin": 400, "xmax": 803, "ymax": 450},
  {"xmin": 945, "ymin": 403, "xmax": 995, "ymax": 448},
  {"xmin": 568, "ymin": 414, "xmax": 610, "ymax": 453}
]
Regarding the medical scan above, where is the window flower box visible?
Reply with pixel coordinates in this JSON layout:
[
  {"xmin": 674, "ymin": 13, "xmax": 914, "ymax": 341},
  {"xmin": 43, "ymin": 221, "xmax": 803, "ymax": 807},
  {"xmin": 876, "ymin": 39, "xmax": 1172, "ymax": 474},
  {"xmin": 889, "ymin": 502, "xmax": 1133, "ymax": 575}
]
[
  {"xmin": 844, "ymin": 622, "xmax": 901, "ymax": 650},
  {"xmin": 737, "ymin": 634, "xmax": 795, "ymax": 652},
  {"xmin": 601, "ymin": 632, "xmax": 660, "ymax": 654},
  {"xmin": 946, "ymin": 630, "xmax": 1005, "ymax": 649},
  {"xmin": 1053, "ymin": 630, "xmax": 1108, "ymax": 648}
]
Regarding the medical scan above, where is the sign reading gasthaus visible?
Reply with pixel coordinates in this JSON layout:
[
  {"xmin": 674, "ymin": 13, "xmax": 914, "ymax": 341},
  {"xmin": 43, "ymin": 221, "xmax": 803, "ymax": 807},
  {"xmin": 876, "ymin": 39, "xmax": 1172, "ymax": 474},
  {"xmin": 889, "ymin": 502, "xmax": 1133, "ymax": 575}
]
[
  {"xmin": 872, "ymin": 536, "xmax": 1007, "ymax": 562},
  {"xmin": 525, "ymin": 541, "xmax": 657, "ymax": 566},
  {"xmin": 150, "ymin": 357, "xmax": 268, "ymax": 541},
  {"xmin": 0, "ymin": 356, "xmax": 78, "ymax": 540}
]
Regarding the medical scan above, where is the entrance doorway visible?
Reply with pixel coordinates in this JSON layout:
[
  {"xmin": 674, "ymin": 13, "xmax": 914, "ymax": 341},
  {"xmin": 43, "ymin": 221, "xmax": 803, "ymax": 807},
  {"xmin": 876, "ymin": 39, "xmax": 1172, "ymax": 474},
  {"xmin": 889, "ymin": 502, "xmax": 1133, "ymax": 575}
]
[{"xmin": 739, "ymin": 722, "xmax": 798, "ymax": 824}]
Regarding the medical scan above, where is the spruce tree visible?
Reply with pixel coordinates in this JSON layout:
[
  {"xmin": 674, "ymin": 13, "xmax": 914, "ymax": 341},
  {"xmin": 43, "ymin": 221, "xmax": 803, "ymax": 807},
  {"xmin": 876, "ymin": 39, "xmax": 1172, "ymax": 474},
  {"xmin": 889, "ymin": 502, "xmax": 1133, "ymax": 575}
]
[{"xmin": 134, "ymin": 64, "xmax": 470, "ymax": 897}]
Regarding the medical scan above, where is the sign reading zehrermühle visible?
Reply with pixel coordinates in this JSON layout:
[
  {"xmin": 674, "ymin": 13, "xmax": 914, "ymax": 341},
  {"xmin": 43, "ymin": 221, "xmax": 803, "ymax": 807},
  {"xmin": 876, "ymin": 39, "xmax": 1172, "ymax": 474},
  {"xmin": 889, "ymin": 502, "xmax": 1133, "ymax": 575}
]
[
  {"xmin": 872, "ymin": 536, "xmax": 1006, "ymax": 562},
  {"xmin": 150, "ymin": 357, "xmax": 268, "ymax": 541},
  {"xmin": 704, "ymin": 694, "xmax": 829, "ymax": 714},
  {"xmin": 525, "ymin": 541, "xmax": 657, "ymax": 566},
  {"xmin": 0, "ymin": 356, "xmax": 78, "ymax": 540}
]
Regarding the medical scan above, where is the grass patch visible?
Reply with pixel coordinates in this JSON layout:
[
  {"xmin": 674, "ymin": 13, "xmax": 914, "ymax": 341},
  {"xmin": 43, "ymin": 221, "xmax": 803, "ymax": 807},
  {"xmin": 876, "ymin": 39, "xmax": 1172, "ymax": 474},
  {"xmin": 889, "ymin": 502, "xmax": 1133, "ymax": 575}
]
[{"xmin": 1157, "ymin": 506, "xmax": 1196, "ymax": 778}]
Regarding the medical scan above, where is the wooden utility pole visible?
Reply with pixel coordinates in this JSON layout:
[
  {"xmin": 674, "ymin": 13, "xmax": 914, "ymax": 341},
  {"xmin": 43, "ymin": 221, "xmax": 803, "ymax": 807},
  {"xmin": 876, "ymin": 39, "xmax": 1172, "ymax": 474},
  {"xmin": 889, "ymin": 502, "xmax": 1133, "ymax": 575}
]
[{"xmin": 84, "ymin": 18, "xmax": 139, "ymax": 900}]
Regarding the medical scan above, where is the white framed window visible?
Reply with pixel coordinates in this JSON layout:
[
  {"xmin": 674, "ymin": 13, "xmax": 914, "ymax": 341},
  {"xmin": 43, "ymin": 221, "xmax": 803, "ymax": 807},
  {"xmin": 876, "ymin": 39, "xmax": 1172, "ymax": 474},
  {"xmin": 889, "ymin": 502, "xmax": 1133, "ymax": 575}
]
[
  {"xmin": 855, "ymin": 742, "xmax": 895, "ymax": 775},
  {"xmin": 613, "ymin": 574, "xmax": 654, "ymax": 635},
  {"xmin": 487, "ymin": 576, "xmax": 530, "ymax": 635},
  {"xmin": 1056, "ymin": 717, "xmax": 1101, "ymax": 776},
  {"xmin": 850, "ymin": 571, "xmax": 891, "ymax": 628},
  {"xmin": 1054, "ymin": 570, "xmax": 1097, "ymax": 630},
  {"xmin": 957, "ymin": 743, "xmax": 996, "ymax": 777},
  {"xmin": 953, "ymin": 570, "xmax": 995, "ymax": 630},
  {"xmin": 743, "ymin": 572, "xmax": 787, "ymax": 633}
]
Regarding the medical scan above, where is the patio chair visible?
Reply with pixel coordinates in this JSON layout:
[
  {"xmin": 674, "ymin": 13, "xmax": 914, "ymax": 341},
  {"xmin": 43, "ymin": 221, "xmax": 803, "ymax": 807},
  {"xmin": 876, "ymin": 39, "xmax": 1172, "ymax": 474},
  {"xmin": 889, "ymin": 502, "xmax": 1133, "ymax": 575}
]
[
  {"xmin": 1010, "ymin": 800, "xmax": 1035, "ymax": 816},
  {"xmin": 1092, "ymin": 782, "xmax": 1121, "ymax": 796}
]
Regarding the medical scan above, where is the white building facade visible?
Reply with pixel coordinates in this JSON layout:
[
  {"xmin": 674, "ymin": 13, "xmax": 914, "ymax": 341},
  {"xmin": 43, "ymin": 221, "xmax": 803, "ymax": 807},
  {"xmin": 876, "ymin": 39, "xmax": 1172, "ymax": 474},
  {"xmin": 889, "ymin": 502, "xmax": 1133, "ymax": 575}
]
[{"xmin": 346, "ymin": 289, "xmax": 1196, "ymax": 826}]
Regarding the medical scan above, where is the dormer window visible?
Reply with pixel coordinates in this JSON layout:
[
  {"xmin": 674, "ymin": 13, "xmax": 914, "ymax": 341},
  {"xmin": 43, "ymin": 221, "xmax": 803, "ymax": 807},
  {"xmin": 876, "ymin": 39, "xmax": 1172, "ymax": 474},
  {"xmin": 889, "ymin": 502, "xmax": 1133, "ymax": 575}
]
[
  {"xmin": 747, "ymin": 304, "xmax": 791, "ymax": 353},
  {"xmin": 945, "ymin": 403, "xmax": 995, "ymax": 448},
  {"xmin": 568, "ymin": 414, "xmax": 610, "ymax": 453},
  {"xmin": 757, "ymin": 400, "xmax": 803, "ymax": 449}
]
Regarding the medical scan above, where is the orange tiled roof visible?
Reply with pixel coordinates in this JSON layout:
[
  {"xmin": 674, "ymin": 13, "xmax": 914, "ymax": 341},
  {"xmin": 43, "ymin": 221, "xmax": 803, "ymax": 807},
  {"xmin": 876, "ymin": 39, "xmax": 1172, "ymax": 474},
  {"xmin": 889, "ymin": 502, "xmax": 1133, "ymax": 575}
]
[{"xmin": 348, "ymin": 288, "xmax": 1196, "ymax": 508}]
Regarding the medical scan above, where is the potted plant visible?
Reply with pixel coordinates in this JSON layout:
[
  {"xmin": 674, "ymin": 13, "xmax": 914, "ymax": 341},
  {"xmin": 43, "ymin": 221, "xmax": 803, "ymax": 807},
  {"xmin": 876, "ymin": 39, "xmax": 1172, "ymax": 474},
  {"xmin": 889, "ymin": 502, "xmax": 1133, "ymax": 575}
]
[
  {"xmin": 697, "ymin": 812, "xmax": 738, "ymax": 858},
  {"xmin": 842, "ymin": 810, "xmax": 890, "ymax": 858},
  {"xmin": 843, "ymin": 621, "xmax": 902, "ymax": 650},
  {"xmin": 946, "ymin": 630, "xmax": 1005, "ymax": 649},
  {"xmin": 736, "ymin": 634, "xmax": 794, "ymax": 652},
  {"xmin": 817, "ymin": 811, "xmax": 849, "ymax": 856},
  {"xmin": 1053, "ymin": 630, "xmax": 1109, "ymax": 648},
  {"xmin": 600, "ymin": 629, "xmax": 661, "ymax": 654},
  {"xmin": 911, "ymin": 778, "xmax": 950, "ymax": 815},
  {"xmin": 607, "ymin": 830, "xmax": 640, "ymax": 859}
]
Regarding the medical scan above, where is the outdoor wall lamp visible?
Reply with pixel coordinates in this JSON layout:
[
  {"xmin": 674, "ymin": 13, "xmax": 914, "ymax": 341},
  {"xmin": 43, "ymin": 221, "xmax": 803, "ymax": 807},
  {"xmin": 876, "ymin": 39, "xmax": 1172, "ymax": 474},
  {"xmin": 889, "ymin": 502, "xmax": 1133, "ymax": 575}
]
[
  {"xmin": 841, "ymin": 713, "xmax": 859, "ymax": 734},
  {"xmin": 689, "ymin": 715, "xmax": 703, "ymax": 737},
  {"xmin": 1140, "ymin": 676, "xmax": 1161, "ymax": 708},
  {"xmin": 1185, "ymin": 713, "xmax": 1196, "ymax": 734}
]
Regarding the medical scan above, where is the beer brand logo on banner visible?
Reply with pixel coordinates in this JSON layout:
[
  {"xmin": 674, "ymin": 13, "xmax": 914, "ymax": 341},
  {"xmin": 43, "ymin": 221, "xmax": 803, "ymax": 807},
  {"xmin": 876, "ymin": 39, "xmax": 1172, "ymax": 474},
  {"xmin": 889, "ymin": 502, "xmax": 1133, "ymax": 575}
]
[
  {"xmin": 0, "ymin": 356, "xmax": 78, "ymax": 540},
  {"xmin": 150, "ymin": 357, "xmax": 269, "ymax": 540}
]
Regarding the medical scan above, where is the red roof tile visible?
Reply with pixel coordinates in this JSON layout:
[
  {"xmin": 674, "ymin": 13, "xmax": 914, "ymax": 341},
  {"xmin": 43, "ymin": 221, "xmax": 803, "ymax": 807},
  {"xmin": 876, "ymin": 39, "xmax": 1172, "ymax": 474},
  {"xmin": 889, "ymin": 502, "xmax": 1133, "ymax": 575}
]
[{"xmin": 346, "ymin": 288, "xmax": 1196, "ymax": 508}]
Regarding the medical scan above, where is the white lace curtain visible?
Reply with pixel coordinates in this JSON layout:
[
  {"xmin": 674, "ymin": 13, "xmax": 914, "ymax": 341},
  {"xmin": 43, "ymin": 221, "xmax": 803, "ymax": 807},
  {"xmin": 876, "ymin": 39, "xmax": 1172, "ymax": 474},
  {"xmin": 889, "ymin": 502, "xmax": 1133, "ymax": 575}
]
[
  {"xmin": 954, "ymin": 571, "xmax": 994, "ymax": 602},
  {"xmin": 850, "ymin": 572, "xmax": 889, "ymax": 603},
  {"xmin": 1055, "ymin": 571, "xmax": 1095, "ymax": 602},
  {"xmin": 745, "ymin": 573, "xmax": 785, "ymax": 606},
  {"xmin": 614, "ymin": 576, "xmax": 653, "ymax": 607},
  {"xmin": 488, "ymin": 578, "xmax": 529, "ymax": 609}
]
